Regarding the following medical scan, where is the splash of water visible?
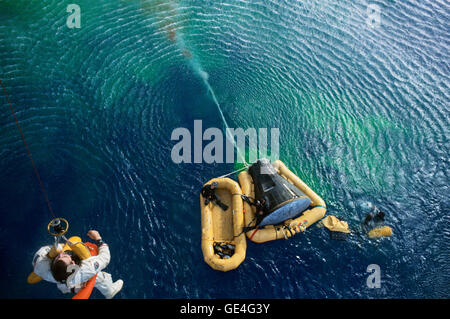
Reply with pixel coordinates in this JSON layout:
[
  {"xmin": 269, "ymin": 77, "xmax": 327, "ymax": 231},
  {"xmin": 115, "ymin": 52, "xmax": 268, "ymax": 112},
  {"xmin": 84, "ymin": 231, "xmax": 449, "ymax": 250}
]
[
  {"xmin": 143, "ymin": 0, "xmax": 247, "ymax": 165},
  {"xmin": 199, "ymin": 66, "xmax": 247, "ymax": 165},
  {"xmin": 177, "ymin": 37, "xmax": 247, "ymax": 165}
]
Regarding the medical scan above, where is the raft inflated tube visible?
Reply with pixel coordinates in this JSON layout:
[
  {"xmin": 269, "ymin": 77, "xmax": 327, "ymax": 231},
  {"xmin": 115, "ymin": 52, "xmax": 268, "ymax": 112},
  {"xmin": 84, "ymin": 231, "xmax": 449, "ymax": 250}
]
[
  {"xmin": 368, "ymin": 226, "xmax": 393, "ymax": 238},
  {"xmin": 238, "ymin": 160, "xmax": 327, "ymax": 243},
  {"xmin": 201, "ymin": 178, "xmax": 246, "ymax": 271}
]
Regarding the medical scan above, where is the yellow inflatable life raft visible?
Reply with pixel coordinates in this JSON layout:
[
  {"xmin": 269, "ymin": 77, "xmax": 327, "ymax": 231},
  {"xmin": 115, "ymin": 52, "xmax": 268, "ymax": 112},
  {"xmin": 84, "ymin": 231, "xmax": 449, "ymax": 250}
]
[
  {"xmin": 200, "ymin": 178, "xmax": 246, "ymax": 272},
  {"xmin": 238, "ymin": 160, "xmax": 327, "ymax": 243}
]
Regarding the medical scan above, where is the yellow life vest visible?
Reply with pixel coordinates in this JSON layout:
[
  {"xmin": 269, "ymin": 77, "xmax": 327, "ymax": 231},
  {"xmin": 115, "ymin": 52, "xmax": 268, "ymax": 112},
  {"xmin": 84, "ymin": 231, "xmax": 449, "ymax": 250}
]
[
  {"xmin": 27, "ymin": 236, "xmax": 93, "ymax": 284},
  {"xmin": 367, "ymin": 226, "xmax": 393, "ymax": 238}
]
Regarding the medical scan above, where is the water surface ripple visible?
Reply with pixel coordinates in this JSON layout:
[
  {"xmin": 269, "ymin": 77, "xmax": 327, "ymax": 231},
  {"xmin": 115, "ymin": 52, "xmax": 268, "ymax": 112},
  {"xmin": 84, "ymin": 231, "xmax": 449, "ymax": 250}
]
[{"xmin": 0, "ymin": 0, "xmax": 448, "ymax": 298}]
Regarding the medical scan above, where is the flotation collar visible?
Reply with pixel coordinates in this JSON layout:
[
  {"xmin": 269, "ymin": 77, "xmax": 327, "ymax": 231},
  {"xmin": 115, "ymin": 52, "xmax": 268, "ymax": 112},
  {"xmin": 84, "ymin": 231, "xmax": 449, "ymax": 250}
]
[{"xmin": 238, "ymin": 160, "xmax": 327, "ymax": 243}]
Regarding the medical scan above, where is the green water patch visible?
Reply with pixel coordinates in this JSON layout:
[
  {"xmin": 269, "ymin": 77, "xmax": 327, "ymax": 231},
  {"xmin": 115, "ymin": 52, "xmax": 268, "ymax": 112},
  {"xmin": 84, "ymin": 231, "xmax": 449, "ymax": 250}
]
[
  {"xmin": 0, "ymin": 0, "xmax": 51, "ymax": 23},
  {"xmin": 277, "ymin": 138, "xmax": 334, "ymax": 199},
  {"xmin": 232, "ymin": 146, "xmax": 258, "ymax": 172},
  {"xmin": 294, "ymin": 88, "xmax": 410, "ymax": 194},
  {"xmin": 219, "ymin": 76, "xmax": 410, "ymax": 196}
]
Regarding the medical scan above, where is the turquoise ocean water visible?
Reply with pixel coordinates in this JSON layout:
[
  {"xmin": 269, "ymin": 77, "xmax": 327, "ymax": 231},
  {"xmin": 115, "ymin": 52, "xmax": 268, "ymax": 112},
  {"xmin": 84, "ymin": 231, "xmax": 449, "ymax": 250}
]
[{"xmin": 0, "ymin": 0, "xmax": 448, "ymax": 298}]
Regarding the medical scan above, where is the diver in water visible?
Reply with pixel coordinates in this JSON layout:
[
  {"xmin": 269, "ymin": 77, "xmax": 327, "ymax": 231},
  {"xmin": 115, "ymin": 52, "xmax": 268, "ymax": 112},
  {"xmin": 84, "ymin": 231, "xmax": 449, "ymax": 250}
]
[
  {"xmin": 362, "ymin": 206, "xmax": 385, "ymax": 231},
  {"xmin": 32, "ymin": 230, "xmax": 123, "ymax": 299},
  {"xmin": 361, "ymin": 206, "xmax": 393, "ymax": 238},
  {"xmin": 201, "ymin": 181, "xmax": 229, "ymax": 211}
]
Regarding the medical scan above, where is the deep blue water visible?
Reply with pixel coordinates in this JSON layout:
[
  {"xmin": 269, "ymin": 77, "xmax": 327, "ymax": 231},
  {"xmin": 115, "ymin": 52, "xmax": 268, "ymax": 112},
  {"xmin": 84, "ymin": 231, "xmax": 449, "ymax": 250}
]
[{"xmin": 0, "ymin": 0, "xmax": 449, "ymax": 298}]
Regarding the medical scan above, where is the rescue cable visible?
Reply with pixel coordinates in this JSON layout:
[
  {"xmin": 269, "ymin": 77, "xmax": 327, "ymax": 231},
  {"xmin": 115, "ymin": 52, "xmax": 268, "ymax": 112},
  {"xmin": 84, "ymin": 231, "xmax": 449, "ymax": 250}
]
[
  {"xmin": 0, "ymin": 79, "xmax": 56, "ymax": 218},
  {"xmin": 3, "ymin": 80, "xmax": 100, "ymax": 298},
  {"xmin": 1, "ymin": 81, "xmax": 71, "ymax": 253}
]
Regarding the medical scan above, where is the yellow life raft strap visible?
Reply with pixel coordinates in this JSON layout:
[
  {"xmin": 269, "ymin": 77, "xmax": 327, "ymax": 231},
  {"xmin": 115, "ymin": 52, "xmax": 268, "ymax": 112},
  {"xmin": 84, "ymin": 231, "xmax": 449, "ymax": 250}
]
[{"xmin": 282, "ymin": 224, "xmax": 294, "ymax": 239}]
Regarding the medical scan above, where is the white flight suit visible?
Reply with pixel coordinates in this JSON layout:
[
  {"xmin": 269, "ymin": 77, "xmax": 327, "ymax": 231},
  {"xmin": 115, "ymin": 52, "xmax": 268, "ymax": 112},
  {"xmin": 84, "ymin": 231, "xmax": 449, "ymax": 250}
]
[{"xmin": 32, "ymin": 243, "xmax": 116, "ymax": 298}]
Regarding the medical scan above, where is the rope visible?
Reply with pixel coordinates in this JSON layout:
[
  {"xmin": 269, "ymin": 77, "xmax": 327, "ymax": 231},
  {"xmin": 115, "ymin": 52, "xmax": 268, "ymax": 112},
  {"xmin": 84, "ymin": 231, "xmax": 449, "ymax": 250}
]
[
  {"xmin": 216, "ymin": 164, "xmax": 249, "ymax": 179},
  {"xmin": 0, "ymin": 79, "xmax": 56, "ymax": 218}
]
